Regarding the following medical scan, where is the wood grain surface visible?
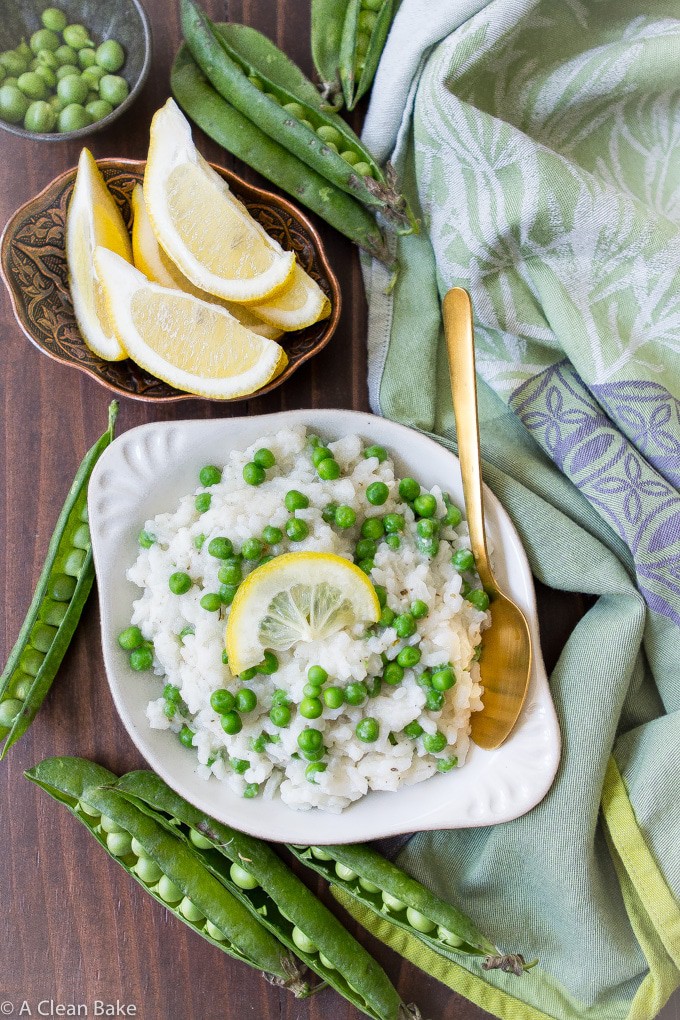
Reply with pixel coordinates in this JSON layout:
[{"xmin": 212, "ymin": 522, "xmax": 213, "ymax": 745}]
[{"xmin": 1, "ymin": 3, "xmax": 676, "ymax": 1020}]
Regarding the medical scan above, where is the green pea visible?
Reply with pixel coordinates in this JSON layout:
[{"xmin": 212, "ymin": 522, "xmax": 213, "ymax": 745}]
[
  {"xmin": 360, "ymin": 518, "xmax": 384, "ymax": 541},
  {"xmin": 129, "ymin": 645, "xmax": 152, "ymax": 671},
  {"xmin": 195, "ymin": 492, "xmax": 212, "ymax": 513},
  {"xmin": 243, "ymin": 462, "xmax": 265, "ymax": 486},
  {"xmin": 105, "ymin": 830, "xmax": 132, "ymax": 857},
  {"xmin": 229, "ymin": 757, "xmax": 249, "ymax": 774},
  {"xmin": 12, "ymin": 674, "xmax": 33, "ymax": 701},
  {"xmin": 417, "ymin": 670, "xmax": 433, "ymax": 689},
  {"xmin": 432, "ymin": 667, "xmax": 455, "ymax": 691},
  {"xmin": 269, "ymin": 703, "xmax": 291, "ymax": 727},
  {"xmin": 317, "ymin": 458, "xmax": 340, "ymax": 480},
  {"xmin": 423, "ymin": 731, "xmax": 447, "ymax": 754},
  {"xmin": 452, "ymin": 548, "xmax": 475, "ymax": 572},
  {"xmin": 283, "ymin": 101, "xmax": 305, "ymax": 117},
  {"xmin": 340, "ymin": 149, "xmax": 360, "ymax": 165},
  {"xmin": 379, "ymin": 606, "xmax": 395, "ymax": 627},
  {"xmin": 252, "ymin": 447, "xmax": 275, "ymax": 468},
  {"xmin": 467, "ymin": 589, "xmax": 490, "ymax": 612},
  {"xmin": 299, "ymin": 696, "xmax": 322, "ymax": 719},
  {"xmin": 335, "ymin": 863, "xmax": 358, "ymax": 881},
  {"xmin": 188, "ymin": 828, "xmax": 213, "ymax": 850},
  {"xmin": 355, "ymin": 30, "xmax": 371, "ymax": 57},
  {"xmin": 404, "ymin": 721, "xmax": 424, "ymax": 738},
  {"xmin": 230, "ymin": 862, "xmax": 259, "ymax": 889},
  {"xmin": 258, "ymin": 651, "xmax": 279, "ymax": 674},
  {"xmin": 354, "ymin": 538, "xmax": 376, "ymax": 562},
  {"xmin": 100, "ymin": 814, "xmax": 124, "ymax": 834},
  {"xmin": 208, "ymin": 689, "xmax": 234, "ymax": 714},
  {"xmin": 134, "ymin": 856, "xmax": 163, "ymax": 884},
  {"xmin": 157, "ymin": 874, "xmax": 183, "ymax": 903},
  {"xmin": 164, "ymin": 683, "xmax": 182, "ymax": 704},
  {"xmin": 17, "ymin": 71, "xmax": 48, "ymax": 100},
  {"xmin": 357, "ymin": 558, "xmax": 374, "ymax": 575},
  {"xmin": 414, "ymin": 493, "xmax": 437, "ymax": 518},
  {"xmin": 417, "ymin": 518, "xmax": 438, "ymax": 540},
  {"xmin": 241, "ymin": 537, "xmax": 263, "ymax": 560},
  {"xmin": 382, "ymin": 891, "xmax": 407, "ymax": 911},
  {"xmin": 218, "ymin": 560, "xmax": 241, "ymax": 585},
  {"xmin": 436, "ymin": 756, "xmax": 458, "ymax": 773},
  {"xmin": 366, "ymin": 481, "xmax": 389, "ymax": 505},
  {"xmin": 425, "ymin": 689, "xmax": 444, "ymax": 711},
  {"xmin": 344, "ymin": 682, "xmax": 368, "ymax": 706},
  {"xmin": 71, "ymin": 523, "xmax": 90, "ymax": 550},
  {"xmin": 356, "ymin": 717, "xmax": 379, "ymax": 742},
  {"xmin": 383, "ymin": 662, "xmax": 404, "ymax": 686},
  {"xmin": 206, "ymin": 537, "xmax": 232, "ymax": 560},
  {"xmin": 79, "ymin": 47, "xmax": 96, "ymax": 69},
  {"xmin": 77, "ymin": 799, "xmax": 100, "ymax": 819},
  {"xmin": 297, "ymin": 727, "xmax": 323, "ymax": 754},
  {"xmin": 398, "ymin": 478, "xmax": 420, "ymax": 501},
  {"xmin": 55, "ymin": 63, "xmax": 79, "ymax": 81},
  {"xmin": 178, "ymin": 725, "xmax": 196, "ymax": 748},
  {"xmin": 262, "ymin": 525, "xmax": 283, "ymax": 545},
  {"xmin": 82, "ymin": 64, "xmax": 105, "ymax": 87},
  {"xmin": 397, "ymin": 646, "xmax": 421, "ymax": 669},
  {"xmin": 41, "ymin": 8, "xmax": 68, "ymax": 32},
  {"xmin": 359, "ymin": 876, "xmax": 381, "ymax": 893},
  {"xmin": 316, "ymin": 684, "xmax": 341, "ymax": 710},
  {"xmin": 312, "ymin": 446, "xmax": 333, "ymax": 466},
  {"xmin": 394, "ymin": 614, "xmax": 416, "ymax": 639},
  {"xmin": 322, "ymin": 503, "xmax": 338, "ymax": 523},
  {"xmin": 57, "ymin": 103, "xmax": 91, "ymax": 132},
  {"xmin": 19, "ymin": 648, "xmax": 44, "ymax": 677},
  {"xmin": 243, "ymin": 782, "xmax": 259, "ymax": 799},
  {"xmin": 443, "ymin": 502, "xmax": 463, "ymax": 527},
  {"xmin": 179, "ymin": 896, "xmax": 205, "ymax": 923},
  {"xmin": 305, "ymin": 762, "xmax": 327, "ymax": 783},
  {"xmin": 0, "ymin": 84, "xmax": 29, "ymax": 123},
  {"xmin": 41, "ymin": 601, "xmax": 68, "ymax": 627},
  {"xmin": 63, "ymin": 25, "xmax": 93, "ymax": 50},
  {"xmin": 63, "ymin": 548, "xmax": 86, "ymax": 576},
  {"xmin": 331, "ymin": 505, "xmax": 354, "ymax": 529},
  {"xmin": 406, "ymin": 907, "xmax": 436, "ymax": 933},
  {"xmin": 239, "ymin": 667, "xmax": 258, "ymax": 682},
  {"xmin": 248, "ymin": 75, "xmax": 264, "ymax": 90},
  {"xmin": 219, "ymin": 583, "xmax": 239, "ymax": 606},
  {"xmin": 57, "ymin": 71, "xmax": 89, "ymax": 107},
  {"xmin": 169, "ymin": 572, "xmax": 191, "ymax": 595},
  {"xmin": 284, "ymin": 489, "xmax": 309, "ymax": 512},
  {"xmin": 139, "ymin": 529, "xmax": 156, "ymax": 548},
  {"xmin": 55, "ymin": 44, "xmax": 79, "ymax": 66},
  {"xmin": 30, "ymin": 622, "xmax": 57, "ymax": 653},
  {"xmin": 95, "ymin": 39, "xmax": 125, "ymax": 73},
  {"xmin": 438, "ymin": 925, "xmax": 464, "ymax": 946},
  {"xmin": 32, "ymin": 64, "xmax": 55, "ymax": 89},
  {"xmin": 199, "ymin": 464, "xmax": 222, "ymax": 486},
  {"xmin": 0, "ymin": 700, "xmax": 22, "ymax": 728},
  {"xmin": 358, "ymin": 9, "xmax": 379, "ymax": 32},
  {"xmin": 235, "ymin": 688, "xmax": 257, "ymax": 713},
  {"xmin": 292, "ymin": 926, "xmax": 318, "ymax": 954},
  {"xmin": 204, "ymin": 919, "xmax": 227, "ymax": 941},
  {"xmin": 118, "ymin": 625, "xmax": 144, "ymax": 650},
  {"xmin": 286, "ymin": 518, "xmax": 309, "ymax": 542},
  {"xmin": 317, "ymin": 124, "xmax": 342, "ymax": 146},
  {"xmin": 37, "ymin": 49, "xmax": 59, "ymax": 70},
  {"xmin": 30, "ymin": 30, "xmax": 60, "ymax": 55},
  {"xmin": 199, "ymin": 593, "xmax": 221, "ymax": 612}
]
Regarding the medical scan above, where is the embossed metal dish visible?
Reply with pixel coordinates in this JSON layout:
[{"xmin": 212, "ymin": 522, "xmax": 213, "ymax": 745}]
[
  {"xmin": 88, "ymin": 410, "xmax": 561, "ymax": 843},
  {"xmin": 0, "ymin": 159, "xmax": 341, "ymax": 402}
]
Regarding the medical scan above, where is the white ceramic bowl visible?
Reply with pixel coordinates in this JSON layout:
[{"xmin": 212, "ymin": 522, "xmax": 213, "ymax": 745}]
[{"xmin": 88, "ymin": 410, "xmax": 560, "ymax": 844}]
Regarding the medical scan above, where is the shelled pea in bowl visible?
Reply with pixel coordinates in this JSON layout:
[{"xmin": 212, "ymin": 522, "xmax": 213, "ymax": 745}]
[{"xmin": 0, "ymin": 99, "xmax": 340, "ymax": 402}]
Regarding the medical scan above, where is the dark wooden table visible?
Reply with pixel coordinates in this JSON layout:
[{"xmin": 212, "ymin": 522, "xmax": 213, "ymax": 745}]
[{"xmin": 4, "ymin": 3, "xmax": 672, "ymax": 1020}]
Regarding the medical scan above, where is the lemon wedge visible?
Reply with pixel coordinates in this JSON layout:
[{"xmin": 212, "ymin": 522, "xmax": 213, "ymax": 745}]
[
  {"xmin": 226, "ymin": 552, "xmax": 381, "ymax": 673},
  {"xmin": 93, "ymin": 247, "xmax": 287, "ymax": 399},
  {"xmin": 247, "ymin": 262, "xmax": 331, "ymax": 331},
  {"xmin": 66, "ymin": 148, "xmax": 133, "ymax": 361},
  {"xmin": 130, "ymin": 183, "xmax": 285, "ymax": 342},
  {"xmin": 144, "ymin": 99, "xmax": 295, "ymax": 303}
]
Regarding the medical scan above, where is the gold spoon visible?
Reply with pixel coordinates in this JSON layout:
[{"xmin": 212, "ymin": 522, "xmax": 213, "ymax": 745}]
[{"xmin": 443, "ymin": 288, "xmax": 532, "ymax": 750}]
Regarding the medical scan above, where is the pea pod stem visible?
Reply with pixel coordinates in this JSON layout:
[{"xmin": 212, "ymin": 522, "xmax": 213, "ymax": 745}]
[
  {"xmin": 25, "ymin": 757, "xmax": 302, "ymax": 987},
  {"xmin": 180, "ymin": 0, "xmax": 414, "ymax": 233},
  {"xmin": 0, "ymin": 402, "xmax": 118, "ymax": 759},
  {"xmin": 289, "ymin": 843, "xmax": 531, "ymax": 974},
  {"xmin": 114, "ymin": 769, "xmax": 414, "ymax": 1020},
  {"xmin": 170, "ymin": 45, "xmax": 392, "ymax": 264}
]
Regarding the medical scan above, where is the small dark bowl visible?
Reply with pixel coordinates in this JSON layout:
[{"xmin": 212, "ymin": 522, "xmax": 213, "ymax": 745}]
[
  {"xmin": 0, "ymin": 158, "xmax": 341, "ymax": 402},
  {"xmin": 0, "ymin": 0, "xmax": 151, "ymax": 142}
]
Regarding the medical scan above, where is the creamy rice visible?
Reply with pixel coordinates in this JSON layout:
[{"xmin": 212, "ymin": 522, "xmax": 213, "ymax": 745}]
[{"xmin": 125, "ymin": 425, "xmax": 487, "ymax": 812}]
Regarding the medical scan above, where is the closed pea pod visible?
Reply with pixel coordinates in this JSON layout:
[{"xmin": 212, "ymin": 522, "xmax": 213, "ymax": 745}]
[
  {"xmin": 114, "ymin": 770, "xmax": 420, "ymax": 1020},
  {"xmin": 0, "ymin": 403, "xmax": 118, "ymax": 758},
  {"xmin": 170, "ymin": 46, "xmax": 390, "ymax": 263},
  {"xmin": 288, "ymin": 842, "xmax": 533, "ymax": 974},
  {"xmin": 25, "ymin": 757, "xmax": 303, "ymax": 989},
  {"xmin": 180, "ymin": 1, "xmax": 416, "ymax": 234}
]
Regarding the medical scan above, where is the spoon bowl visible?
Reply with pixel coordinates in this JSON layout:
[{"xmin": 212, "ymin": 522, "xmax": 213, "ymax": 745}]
[{"xmin": 443, "ymin": 288, "xmax": 532, "ymax": 750}]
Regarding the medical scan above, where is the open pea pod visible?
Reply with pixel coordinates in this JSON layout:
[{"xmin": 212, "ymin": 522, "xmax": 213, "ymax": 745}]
[
  {"xmin": 180, "ymin": 0, "xmax": 416, "ymax": 234},
  {"xmin": 25, "ymin": 757, "xmax": 304, "ymax": 990},
  {"xmin": 289, "ymin": 844, "xmax": 533, "ymax": 975},
  {"xmin": 114, "ymin": 770, "xmax": 420, "ymax": 1020},
  {"xmin": 311, "ymin": 0, "xmax": 350, "ymax": 106},
  {"xmin": 170, "ymin": 45, "xmax": 391, "ymax": 264},
  {"xmin": 0, "ymin": 403, "xmax": 117, "ymax": 759},
  {"xmin": 339, "ymin": 0, "xmax": 396, "ymax": 110}
]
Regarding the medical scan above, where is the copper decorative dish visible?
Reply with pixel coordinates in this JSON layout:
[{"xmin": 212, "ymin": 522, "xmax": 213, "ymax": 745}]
[{"xmin": 0, "ymin": 158, "xmax": 341, "ymax": 402}]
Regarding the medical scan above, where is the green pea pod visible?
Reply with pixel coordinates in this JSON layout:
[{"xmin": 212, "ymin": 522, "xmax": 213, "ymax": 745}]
[
  {"xmin": 25, "ymin": 757, "xmax": 304, "ymax": 989},
  {"xmin": 311, "ymin": 0, "xmax": 350, "ymax": 106},
  {"xmin": 289, "ymin": 843, "xmax": 530, "ymax": 973},
  {"xmin": 114, "ymin": 770, "xmax": 419, "ymax": 1020},
  {"xmin": 180, "ymin": 0, "xmax": 416, "ymax": 234},
  {"xmin": 170, "ymin": 45, "xmax": 391, "ymax": 264},
  {"xmin": 0, "ymin": 403, "xmax": 118, "ymax": 759},
  {"xmin": 340, "ymin": 0, "xmax": 396, "ymax": 110}
]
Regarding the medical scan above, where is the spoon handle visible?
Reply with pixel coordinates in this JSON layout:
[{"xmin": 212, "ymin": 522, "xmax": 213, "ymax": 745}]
[{"xmin": 442, "ymin": 288, "xmax": 496, "ymax": 594}]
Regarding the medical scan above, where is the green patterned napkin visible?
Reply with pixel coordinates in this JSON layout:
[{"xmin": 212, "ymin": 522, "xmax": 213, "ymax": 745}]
[{"xmin": 343, "ymin": 1, "xmax": 680, "ymax": 1017}]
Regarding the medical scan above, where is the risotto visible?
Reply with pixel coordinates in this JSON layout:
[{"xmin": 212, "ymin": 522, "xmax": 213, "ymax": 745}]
[{"xmin": 122, "ymin": 425, "xmax": 489, "ymax": 813}]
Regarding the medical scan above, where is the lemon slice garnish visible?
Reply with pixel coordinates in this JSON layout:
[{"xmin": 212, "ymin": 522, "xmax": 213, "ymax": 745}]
[
  {"xmin": 144, "ymin": 99, "xmax": 295, "ymax": 303},
  {"xmin": 226, "ymin": 552, "xmax": 381, "ymax": 674},
  {"xmin": 93, "ymin": 247, "xmax": 287, "ymax": 399},
  {"xmin": 130, "ymin": 183, "xmax": 284, "ymax": 342},
  {"xmin": 66, "ymin": 148, "xmax": 133, "ymax": 361},
  {"xmin": 246, "ymin": 262, "xmax": 331, "ymax": 331}
]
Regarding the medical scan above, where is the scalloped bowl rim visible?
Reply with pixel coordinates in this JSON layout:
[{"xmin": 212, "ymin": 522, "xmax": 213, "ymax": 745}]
[
  {"xmin": 88, "ymin": 410, "xmax": 561, "ymax": 844},
  {"xmin": 0, "ymin": 0, "xmax": 152, "ymax": 142}
]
